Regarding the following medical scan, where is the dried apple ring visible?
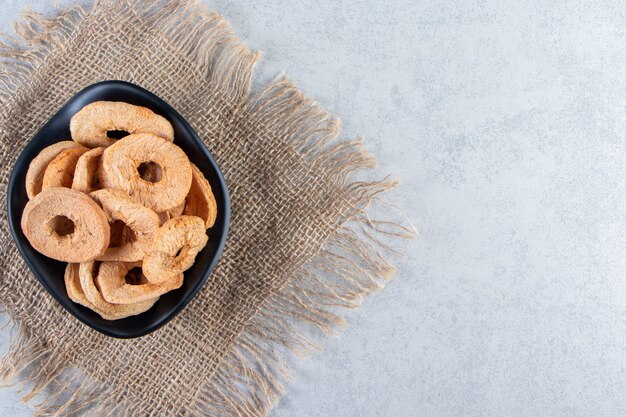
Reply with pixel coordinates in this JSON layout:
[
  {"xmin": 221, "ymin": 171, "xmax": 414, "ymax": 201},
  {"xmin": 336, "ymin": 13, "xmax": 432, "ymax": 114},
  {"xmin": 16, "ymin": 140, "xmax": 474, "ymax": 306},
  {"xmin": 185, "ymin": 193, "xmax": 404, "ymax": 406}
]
[
  {"xmin": 142, "ymin": 216, "xmax": 208, "ymax": 284},
  {"xmin": 96, "ymin": 261, "xmax": 183, "ymax": 304},
  {"xmin": 67, "ymin": 262, "xmax": 152, "ymax": 320},
  {"xmin": 41, "ymin": 146, "xmax": 89, "ymax": 190},
  {"xmin": 90, "ymin": 189, "xmax": 160, "ymax": 262},
  {"xmin": 70, "ymin": 101, "xmax": 174, "ymax": 147},
  {"xmin": 183, "ymin": 163, "xmax": 217, "ymax": 228},
  {"xmin": 157, "ymin": 201, "xmax": 185, "ymax": 226},
  {"xmin": 78, "ymin": 262, "xmax": 158, "ymax": 320},
  {"xmin": 99, "ymin": 133, "xmax": 192, "ymax": 212},
  {"xmin": 25, "ymin": 141, "xmax": 82, "ymax": 199},
  {"xmin": 21, "ymin": 188, "xmax": 110, "ymax": 262},
  {"xmin": 65, "ymin": 263, "xmax": 95, "ymax": 310},
  {"xmin": 71, "ymin": 147, "xmax": 105, "ymax": 193}
]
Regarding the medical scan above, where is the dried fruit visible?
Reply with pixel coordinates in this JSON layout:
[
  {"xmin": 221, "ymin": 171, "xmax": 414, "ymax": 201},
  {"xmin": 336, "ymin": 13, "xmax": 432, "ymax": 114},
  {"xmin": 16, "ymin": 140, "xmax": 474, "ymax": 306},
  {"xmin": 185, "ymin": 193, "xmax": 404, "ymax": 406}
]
[
  {"xmin": 142, "ymin": 216, "xmax": 208, "ymax": 284},
  {"xmin": 99, "ymin": 133, "xmax": 192, "ymax": 211},
  {"xmin": 71, "ymin": 147, "xmax": 105, "ymax": 193},
  {"xmin": 183, "ymin": 163, "xmax": 217, "ymax": 228},
  {"xmin": 90, "ymin": 189, "xmax": 160, "ymax": 262},
  {"xmin": 96, "ymin": 261, "xmax": 183, "ymax": 304},
  {"xmin": 23, "ymin": 101, "xmax": 219, "ymax": 320},
  {"xmin": 65, "ymin": 263, "xmax": 96, "ymax": 310},
  {"xmin": 157, "ymin": 201, "xmax": 185, "ymax": 226},
  {"xmin": 41, "ymin": 146, "xmax": 89, "ymax": 190},
  {"xmin": 70, "ymin": 101, "xmax": 174, "ymax": 147},
  {"xmin": 21, "ymin": 188, "xmax": 110, "ymax": 262},
  {"xmin": 79, "ymin": 261, "xmax": 158, "ymax": 320},
  {"xmin": 25, "ymin": 141, "xmax": 83, "ymax": 199}
]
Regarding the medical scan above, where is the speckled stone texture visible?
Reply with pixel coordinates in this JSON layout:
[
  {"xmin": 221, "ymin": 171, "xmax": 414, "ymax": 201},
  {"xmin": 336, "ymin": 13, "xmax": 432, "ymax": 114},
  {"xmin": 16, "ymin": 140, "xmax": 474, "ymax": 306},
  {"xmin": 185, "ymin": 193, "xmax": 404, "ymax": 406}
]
[{"xmin": 2, "ymin": 0, "xmax": 626, "ymax": 416}]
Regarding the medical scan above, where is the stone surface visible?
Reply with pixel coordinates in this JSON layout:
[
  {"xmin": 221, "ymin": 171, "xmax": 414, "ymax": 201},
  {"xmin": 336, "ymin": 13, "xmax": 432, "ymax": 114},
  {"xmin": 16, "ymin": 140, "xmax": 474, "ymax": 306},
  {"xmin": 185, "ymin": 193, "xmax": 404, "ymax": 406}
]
[{"xmin": 3, "ymin": 0, "xmax": 626, "ymax": 416}]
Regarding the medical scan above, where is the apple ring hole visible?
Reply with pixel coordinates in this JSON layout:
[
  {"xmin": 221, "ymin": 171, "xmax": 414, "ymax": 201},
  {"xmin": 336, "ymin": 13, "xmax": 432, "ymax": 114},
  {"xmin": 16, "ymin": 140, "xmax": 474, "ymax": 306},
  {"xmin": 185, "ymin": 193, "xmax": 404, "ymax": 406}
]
[
  {"xmin": 124, "ymin": 266, "xmax": 150, "ymax": 285},
  {"xmin": 49, "ymin": 215, "xmax": 75, "ymax": 237},
  {"xmin": 109, "ymin": 219, "xmax": 137, "ymax": 248},
  {"xmin": 106, "ymin": 129, "xmax": 130, "ymax": 140},
  {"xmin": 175, "ymin": 245, "xmax": 190, "ymax": 259},
  {"xmin": 137, "ymin": 161, "xmax": 162, "ymax": 183},
  {"xmin": 91, "ymin": 170, "xmax": 101, "ymax": 189},
  {"xmin": 93, "ymin": 261, "xmax": 101, "ymax": 277}
]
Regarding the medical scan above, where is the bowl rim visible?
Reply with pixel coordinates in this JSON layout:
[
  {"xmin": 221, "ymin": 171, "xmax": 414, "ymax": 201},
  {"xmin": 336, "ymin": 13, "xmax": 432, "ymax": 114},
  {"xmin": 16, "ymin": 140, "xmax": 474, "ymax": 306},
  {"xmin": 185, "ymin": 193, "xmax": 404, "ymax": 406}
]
[{"xmin": 6, "ymin": 80, "xmax": 231, "ymax": 338}]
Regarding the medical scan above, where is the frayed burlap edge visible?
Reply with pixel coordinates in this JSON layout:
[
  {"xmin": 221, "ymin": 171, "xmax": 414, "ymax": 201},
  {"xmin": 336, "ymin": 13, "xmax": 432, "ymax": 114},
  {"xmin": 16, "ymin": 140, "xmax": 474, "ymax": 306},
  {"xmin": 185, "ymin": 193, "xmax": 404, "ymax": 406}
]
[{"xmin": 0, "ymin": 1, "xmax": 415, "ymax": 416}]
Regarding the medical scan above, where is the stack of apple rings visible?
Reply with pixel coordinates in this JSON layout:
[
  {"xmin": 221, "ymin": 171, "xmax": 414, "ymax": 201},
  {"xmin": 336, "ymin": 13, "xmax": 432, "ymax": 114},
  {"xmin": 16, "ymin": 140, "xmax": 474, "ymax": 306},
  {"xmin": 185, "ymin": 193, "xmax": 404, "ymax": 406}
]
[{"xmin": 21, "ymin": 101, "xmax": 217, "ymax": 320}]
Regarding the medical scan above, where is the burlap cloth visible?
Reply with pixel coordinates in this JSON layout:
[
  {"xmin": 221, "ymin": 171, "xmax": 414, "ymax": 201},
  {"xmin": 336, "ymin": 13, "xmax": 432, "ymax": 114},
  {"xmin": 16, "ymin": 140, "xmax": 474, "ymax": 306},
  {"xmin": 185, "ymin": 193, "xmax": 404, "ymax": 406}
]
[{"xmin": 0, "ymin": 1, "xmax": 410, "ymax": 415}]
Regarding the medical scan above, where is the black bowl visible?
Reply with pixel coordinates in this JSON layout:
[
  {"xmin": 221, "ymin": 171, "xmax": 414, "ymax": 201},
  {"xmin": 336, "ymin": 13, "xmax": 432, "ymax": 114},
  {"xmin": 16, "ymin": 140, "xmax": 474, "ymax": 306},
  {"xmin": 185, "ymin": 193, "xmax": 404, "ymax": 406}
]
[{"xmin": 7, "ymin": 81, "xmax": 230, "ymax": 338}]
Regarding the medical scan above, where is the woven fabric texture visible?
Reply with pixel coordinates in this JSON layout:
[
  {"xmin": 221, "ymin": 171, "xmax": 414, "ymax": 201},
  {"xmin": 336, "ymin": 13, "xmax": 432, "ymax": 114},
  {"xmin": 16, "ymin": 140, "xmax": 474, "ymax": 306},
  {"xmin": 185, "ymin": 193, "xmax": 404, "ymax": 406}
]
[{"xmin": 0, "ymin": 1, "xmax": 408, "ymax": 415}]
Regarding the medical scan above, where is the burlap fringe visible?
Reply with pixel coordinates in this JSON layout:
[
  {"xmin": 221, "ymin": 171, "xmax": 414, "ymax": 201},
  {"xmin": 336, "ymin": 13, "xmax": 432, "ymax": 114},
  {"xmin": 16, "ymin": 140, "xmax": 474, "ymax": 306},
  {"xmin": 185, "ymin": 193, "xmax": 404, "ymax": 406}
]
[
  {"xmin": 0, "ymin": 0, "xmax": 260, "ymax": 109},
  {"xmin": 0, "ymin": 4, "xmax": 87, "ymax": 109},
  {"xmin": 0, "ymin": 1, "xmax": 414, "ymax": 416}
]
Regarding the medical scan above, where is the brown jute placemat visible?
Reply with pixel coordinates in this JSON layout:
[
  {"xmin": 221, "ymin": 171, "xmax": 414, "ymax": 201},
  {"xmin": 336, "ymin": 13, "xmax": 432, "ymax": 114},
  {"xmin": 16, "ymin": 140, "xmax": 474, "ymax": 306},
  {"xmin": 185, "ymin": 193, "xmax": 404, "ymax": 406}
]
[{"xmin": 0, "ymin": 1, "xmax": 411, "ymax": 415}]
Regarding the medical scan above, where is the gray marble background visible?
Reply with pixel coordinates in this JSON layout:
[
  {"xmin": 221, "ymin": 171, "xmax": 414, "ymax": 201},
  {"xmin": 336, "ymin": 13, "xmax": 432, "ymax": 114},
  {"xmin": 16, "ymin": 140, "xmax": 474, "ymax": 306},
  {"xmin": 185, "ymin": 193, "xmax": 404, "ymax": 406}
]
[{"xmin": 3, "ymin": 0, "xmax": 626, "ymax": 416}]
